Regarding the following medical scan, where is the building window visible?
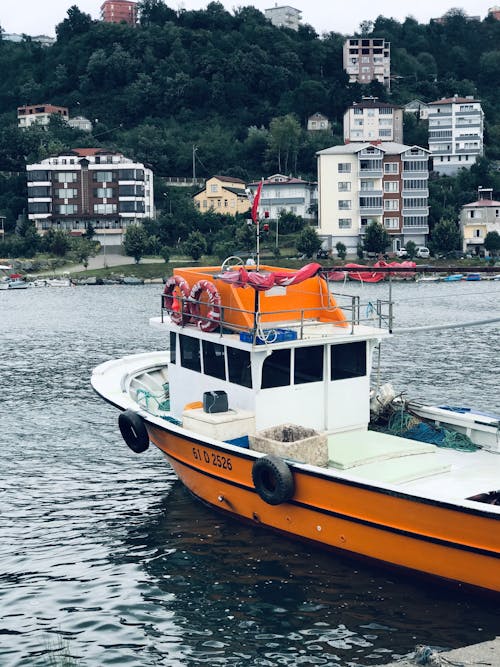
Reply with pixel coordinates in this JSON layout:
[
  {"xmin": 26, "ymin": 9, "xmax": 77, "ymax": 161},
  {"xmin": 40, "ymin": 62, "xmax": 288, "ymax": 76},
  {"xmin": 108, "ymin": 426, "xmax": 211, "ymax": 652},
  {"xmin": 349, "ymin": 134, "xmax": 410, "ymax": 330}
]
[
  {"xmin": 94, "ymin": 203, "xmax": 117, "ymax": 214},
  {"xmin": 403, "ymin": 198, "xmax": 427, "ymax": 209},
  {"xmin": 338, "ymin": 182, "xmax": 351, "ymax": 192},
  {"xmin": 94, "ymin": 171, "xmax": 114, "ymax": 182},
  {"xmin": 338, "ymin": 218, "xmax": 352, "ymax": 229},
  {"xmin": 210, "ymin": 184, "xmax": 218, "ymax": 192},
  {"xmin": 384, "ymin": 163, "xmax": 399, "ymax": 174},
  {"xmin": 383, "ymin": 181, "xmax": 399, "ymax": 193},
  {"xmin": 384, "ymin": 199, "xmax": 399, "ymax": 211},
  {"xmin": 384, "ymin": 217, "xmax": 399, "ymax": 229},
  {"xmin": 56, "ymin": 172, "xmax": 77, "ymax": 183},
  {"xmin": 338, "ymin": 200, "xmax": 351, "ymax": 210},
  {"xmin": 95, "ymin": 187, "xmax": 114, "ymax": 198},
  {"xmin": 338, "ymin": 163, "xmax": 351, "ymax": 173}
]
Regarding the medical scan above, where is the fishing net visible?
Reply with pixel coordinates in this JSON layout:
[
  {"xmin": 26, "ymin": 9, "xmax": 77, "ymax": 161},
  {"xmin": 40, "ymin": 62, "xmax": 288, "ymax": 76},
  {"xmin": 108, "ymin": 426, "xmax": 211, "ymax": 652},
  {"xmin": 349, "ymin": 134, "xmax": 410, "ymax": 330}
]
[{"xmin": 387, "ymin": 408, "xmax": 478, "ymax": 452}]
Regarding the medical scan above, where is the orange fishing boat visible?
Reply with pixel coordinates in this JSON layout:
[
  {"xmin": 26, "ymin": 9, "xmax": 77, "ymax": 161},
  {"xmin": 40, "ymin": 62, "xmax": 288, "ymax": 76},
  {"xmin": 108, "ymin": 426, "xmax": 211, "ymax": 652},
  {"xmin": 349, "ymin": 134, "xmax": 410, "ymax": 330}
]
[{"xmin": 92, "ymin": 259, "xmax": 500, "ymax": 595}]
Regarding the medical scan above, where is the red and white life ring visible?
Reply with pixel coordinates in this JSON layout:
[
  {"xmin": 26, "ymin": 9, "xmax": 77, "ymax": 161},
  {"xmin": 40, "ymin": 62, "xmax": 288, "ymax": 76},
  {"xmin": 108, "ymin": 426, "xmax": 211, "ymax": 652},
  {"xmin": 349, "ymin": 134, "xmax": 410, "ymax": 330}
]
[
  {"xmin": 163, "ymin": 275, "xmax": 191, "ymax": 325},
  {"xmin": 189, "ymin": 280, "xmax": 221, "ymax": 332}
]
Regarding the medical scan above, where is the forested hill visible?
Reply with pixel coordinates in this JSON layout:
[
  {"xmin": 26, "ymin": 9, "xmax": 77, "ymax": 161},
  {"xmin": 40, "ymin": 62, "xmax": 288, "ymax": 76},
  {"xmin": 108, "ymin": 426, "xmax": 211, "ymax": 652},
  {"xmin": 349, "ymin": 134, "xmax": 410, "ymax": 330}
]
[{"xmin": 1, "ymin": 2, "xmax": 500, "ymax": 184}]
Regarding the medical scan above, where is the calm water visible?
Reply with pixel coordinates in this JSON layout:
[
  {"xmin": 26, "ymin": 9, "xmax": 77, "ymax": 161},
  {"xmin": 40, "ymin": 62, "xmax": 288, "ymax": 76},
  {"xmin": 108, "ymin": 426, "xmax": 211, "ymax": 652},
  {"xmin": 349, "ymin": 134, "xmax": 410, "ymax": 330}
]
[{"xmin": 1, "ymin": 280, "xmax": 499, "ymax": 667}]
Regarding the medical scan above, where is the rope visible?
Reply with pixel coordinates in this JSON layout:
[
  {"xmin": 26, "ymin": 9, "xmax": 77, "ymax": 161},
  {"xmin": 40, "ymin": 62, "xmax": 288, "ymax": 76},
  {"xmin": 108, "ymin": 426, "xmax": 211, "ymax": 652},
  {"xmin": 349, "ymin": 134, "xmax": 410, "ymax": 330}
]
[
  {"xmin": 387, "ymin": 408, "xmax": 479, "ymax": 452},
  {"xmin": 136, "ymin": 387, "xmax": 170, "ymax": 412}
]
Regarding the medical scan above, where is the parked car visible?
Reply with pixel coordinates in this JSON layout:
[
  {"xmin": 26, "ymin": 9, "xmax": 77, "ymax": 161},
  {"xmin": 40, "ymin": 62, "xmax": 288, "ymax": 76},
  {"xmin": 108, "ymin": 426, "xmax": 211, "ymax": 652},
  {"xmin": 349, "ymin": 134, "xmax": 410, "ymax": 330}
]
[
  {"xmin": 316, "ymin": 249, "xmax": 329, "ymax": 259},
  {"xmin": 415, "ymin": 247, "xmax": 430, "ymax": 259},
  {"xmin": 395, "ymin": 248, "xmax": 407, "ymax": 258}
]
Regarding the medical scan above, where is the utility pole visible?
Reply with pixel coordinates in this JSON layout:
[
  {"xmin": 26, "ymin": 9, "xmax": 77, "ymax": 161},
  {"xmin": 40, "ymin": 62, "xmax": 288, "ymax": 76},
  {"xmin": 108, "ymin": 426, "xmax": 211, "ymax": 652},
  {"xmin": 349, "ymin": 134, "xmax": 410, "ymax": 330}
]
[{"xmin": 192, "ymin": 145, "xmax": 198, "ymax": 181}]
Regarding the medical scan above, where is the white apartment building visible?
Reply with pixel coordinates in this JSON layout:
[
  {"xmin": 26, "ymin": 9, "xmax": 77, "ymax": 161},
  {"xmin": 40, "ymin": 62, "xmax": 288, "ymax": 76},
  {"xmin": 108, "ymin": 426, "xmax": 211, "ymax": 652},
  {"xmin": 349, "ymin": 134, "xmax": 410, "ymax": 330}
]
[
  {"xmin": 27, "ymin": 148, "xmax": 154, "ymax": 247},
  {"xmin": 460, "ymin": 188, "xmax": 500, "ymax": 255},
  {"xmin": 317, "ymin": 142, "xmax": 429, "ymax": 253},
  {"xmin": 264, "ymin": 4, "xmax": 302, "ymax": 30},
  {"xmin": 343, "ymin": 38, "xmax": 391, "ymax": 89},
  {"xmin": 248, "ymin": 174, "xmax": 317, "ymax": 222},
  {"xmin": 428, "ymin": 96, "xmax": 484, "ymax": 175},
  {"xmin": 344, "ymin": 98, "xmax": 403, "ymax": 143}
]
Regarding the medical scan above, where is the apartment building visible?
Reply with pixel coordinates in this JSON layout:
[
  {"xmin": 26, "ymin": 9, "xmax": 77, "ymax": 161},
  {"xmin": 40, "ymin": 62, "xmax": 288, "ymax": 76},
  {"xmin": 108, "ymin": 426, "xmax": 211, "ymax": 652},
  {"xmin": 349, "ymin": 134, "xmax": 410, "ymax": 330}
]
[
  {"xmin": 428, "ymin": 96, "xmax": 484, "ymax": 175},
  {"xmin": 248, "ymin": 174, "xmax": 317, "ymax": 221},
  {"xmin": 27, "ymin": 148, "xmax": 153, "ymax": 247},
  {"xmin": 460, "ymin": 188, "xmax": 500, "ymax": 255},
  {"xmin": 317, "ymin": 142, "xmax": 429, "ymax": 253},
  {"xmin": 343, "ymin": 38, "xmax": 391, "ymax": 89},
  {"xmin": 100, "ymin": 0, "xmax": 137, "ymax": 25},
  {"xmin": 18, "ymin": 104, "xmax": 69, "ymax": 129},
  {"xmin": 344, "ymin": 98, "xmax": 403, "ymax": 143},
  {"xmin": 489, "ymin": 6, "xmax": 500, "ymax": 20},
  {"xmin": 264, "ymin": 4, "xmax": 302, "ymax": 31}
]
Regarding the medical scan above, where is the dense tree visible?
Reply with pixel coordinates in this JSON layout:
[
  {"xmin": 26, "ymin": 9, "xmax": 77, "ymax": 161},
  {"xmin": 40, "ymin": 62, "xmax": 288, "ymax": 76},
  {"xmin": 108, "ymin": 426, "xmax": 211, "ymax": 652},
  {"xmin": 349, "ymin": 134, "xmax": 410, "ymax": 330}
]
[
  {"xmin": 296, "ymin": 226, "xmax": 321, "ymax": 258},
  {"xmin": 484, "ymin": 231, "xmax": 500, "ymax": 258},
  {"xmin": 124, "ymin": 224, "xmax": 148, "ymax": 263},
  {"xmin": 430, "ymin": 219, "xmax": 461, "ymax": 254},
  {"xmin": 183, "ymin": 230, "xmax": 207, "ymax": 260},
  {"xmin": 363, "ymin": 222, "xmax": 390, "ymax": 254}
]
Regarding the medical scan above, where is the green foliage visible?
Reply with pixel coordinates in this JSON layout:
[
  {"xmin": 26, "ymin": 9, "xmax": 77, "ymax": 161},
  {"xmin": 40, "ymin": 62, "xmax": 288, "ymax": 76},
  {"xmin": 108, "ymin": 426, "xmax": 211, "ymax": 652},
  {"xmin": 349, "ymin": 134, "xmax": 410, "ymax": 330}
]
[
  {"xmin": 335, "ymin": 241, "xmax": 346, "ymax": 260},
  {"xmin": 43, "ymin": 228, "xmax": 71, "ymax": 256},
  {"xmin": 363, "ymin": 222, "xmax": 390, "ymax": 254},
  {"xmin": 484, "ymin": 231, "xmax": 500, "ymax": 257},
  {"xmin": 124, "ymin": 224, "xmax": 148, "ymax": 263},
  {"xmin": 405, "ymin": 240, "xmax": 416, "ymax": 258},
  {"xmin": 296, "ymin": 226, "xmax": 321, "ymax": 258},
  {"xmin": 72, "ymin": 237, "xmax": 98, "ymax": 268},
  {"xmin": 183, "ymin": 230, "xmax": 207, "ymax": 260},
  {"xmin": 356, "ymin": 242, "xmax": 364, "ymax": 260},
  {"xmin": 431, "ymin": 219, "xmax": 461, "ymax": 254},
  {"xmin": 160, "ymin": 245, "xmax": 171, "ymax": 263}
]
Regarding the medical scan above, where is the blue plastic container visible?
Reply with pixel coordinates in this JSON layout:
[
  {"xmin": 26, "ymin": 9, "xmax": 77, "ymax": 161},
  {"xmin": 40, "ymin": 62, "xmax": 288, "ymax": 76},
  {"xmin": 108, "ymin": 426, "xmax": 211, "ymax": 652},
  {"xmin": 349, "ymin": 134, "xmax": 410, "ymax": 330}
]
[{"xmin": 239, "ymin": 328, "xmax": 298, "ymax": 345}]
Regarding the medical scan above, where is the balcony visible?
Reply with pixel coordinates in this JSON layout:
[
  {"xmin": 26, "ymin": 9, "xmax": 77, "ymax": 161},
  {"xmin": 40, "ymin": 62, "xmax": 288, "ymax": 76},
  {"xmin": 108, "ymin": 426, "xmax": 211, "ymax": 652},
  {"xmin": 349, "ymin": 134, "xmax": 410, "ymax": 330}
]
[
  {"xmin": 402, "ymin": 225, "xmax": 429, "ymax": 234},
  {"xmin": 401, "ymin": 189, "xmax": 429, "ymax": 198}
]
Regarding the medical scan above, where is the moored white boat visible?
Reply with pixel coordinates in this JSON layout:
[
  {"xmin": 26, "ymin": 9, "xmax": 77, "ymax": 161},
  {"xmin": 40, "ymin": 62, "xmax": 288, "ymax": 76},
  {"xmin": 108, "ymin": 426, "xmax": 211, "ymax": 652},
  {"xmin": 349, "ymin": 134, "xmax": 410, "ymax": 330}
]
[{"xmin": 92, "ymin": 260, "xmax": 500, "ymax": 595}]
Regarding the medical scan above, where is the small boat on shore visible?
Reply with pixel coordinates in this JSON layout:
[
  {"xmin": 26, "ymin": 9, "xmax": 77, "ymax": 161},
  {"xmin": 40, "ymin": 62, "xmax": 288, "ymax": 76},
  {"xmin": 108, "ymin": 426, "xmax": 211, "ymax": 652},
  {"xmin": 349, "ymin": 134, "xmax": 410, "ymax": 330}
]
[
  {"xmin": 92, "ymin": 260, "xmax": 500, "ymax": 595},
  {"xmin": 443, "ymin": 274, "xmax": 463, "ymax": 282}
]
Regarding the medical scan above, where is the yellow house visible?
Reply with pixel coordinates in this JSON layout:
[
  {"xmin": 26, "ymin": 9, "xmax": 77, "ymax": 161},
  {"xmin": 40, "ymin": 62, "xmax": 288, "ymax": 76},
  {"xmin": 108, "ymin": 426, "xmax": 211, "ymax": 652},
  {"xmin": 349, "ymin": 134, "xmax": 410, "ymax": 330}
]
[{"xmin": 193, "ymin": 175, "xmax": 251, "ymax": 216}]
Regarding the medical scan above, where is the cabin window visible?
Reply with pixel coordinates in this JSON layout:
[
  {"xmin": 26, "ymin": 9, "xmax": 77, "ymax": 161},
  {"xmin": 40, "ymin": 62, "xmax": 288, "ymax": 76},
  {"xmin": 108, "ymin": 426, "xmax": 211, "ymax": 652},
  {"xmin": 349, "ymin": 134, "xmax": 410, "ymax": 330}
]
[
  {"xmin": 227, "ymin": 347, "xmax": 252, "ymax": 388},
  {"xmin": 262, "ymin": 349, "xmax": 291, "ymax": 389},
  {"xmin": 202, "ymin": 340, "xmax": 226, "ymax": 380},
  {"xmin": 331, "ymin": 342, "xmax": 366, "ymax": 380},
  {"xmin": 180, "ymin": 334, "xmax": 201, "ymax": 372},
  {"xmin": 294, "ymin": 346, "xmax": 323, "ymax": 384},
  {"xmin": 169, "ymin": 332, "xmax": 176, "ymax": 364}
]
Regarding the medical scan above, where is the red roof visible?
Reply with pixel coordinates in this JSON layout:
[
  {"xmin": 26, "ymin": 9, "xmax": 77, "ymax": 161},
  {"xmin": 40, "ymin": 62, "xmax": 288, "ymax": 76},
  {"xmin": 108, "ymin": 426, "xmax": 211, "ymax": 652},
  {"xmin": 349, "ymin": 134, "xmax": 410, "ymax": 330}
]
[
  {"xmin": 429, "ymin": 97, "xmax": 479, "ymax": 105},
  {"xmin": 68, "ymin": 148, "xmax": 115, "ymax": 157},
  {"xmin": 464, "ymin": 199, "xmax": 500, "ymax": 207}
]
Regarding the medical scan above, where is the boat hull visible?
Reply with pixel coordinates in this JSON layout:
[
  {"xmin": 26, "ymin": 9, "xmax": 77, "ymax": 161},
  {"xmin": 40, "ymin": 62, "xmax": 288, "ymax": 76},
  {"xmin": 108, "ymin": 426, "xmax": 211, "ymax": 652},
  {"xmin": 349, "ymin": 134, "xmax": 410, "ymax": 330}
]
[{"xmin": 145, "ymin": 420, "xmax": 500, "ymax": 594}]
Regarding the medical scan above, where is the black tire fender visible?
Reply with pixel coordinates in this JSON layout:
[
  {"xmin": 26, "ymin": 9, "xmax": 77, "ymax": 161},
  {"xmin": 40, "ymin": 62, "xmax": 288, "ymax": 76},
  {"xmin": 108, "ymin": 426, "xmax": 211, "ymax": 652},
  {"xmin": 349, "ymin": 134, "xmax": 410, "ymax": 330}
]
[
  {"xmin": 118, "ymin": 409, "xmax": 150, "ymax": 454},
  {"xmin": 252, "ymin": 455, "xmax": 294, "ymax": 505}
]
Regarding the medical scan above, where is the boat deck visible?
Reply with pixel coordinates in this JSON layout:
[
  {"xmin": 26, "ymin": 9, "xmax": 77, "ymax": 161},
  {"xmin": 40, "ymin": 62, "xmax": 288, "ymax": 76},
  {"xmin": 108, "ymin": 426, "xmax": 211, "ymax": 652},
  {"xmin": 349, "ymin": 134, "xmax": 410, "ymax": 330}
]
[{"xmin": 91, "ymin": 352, "xmax": 500, "ymax": 513}]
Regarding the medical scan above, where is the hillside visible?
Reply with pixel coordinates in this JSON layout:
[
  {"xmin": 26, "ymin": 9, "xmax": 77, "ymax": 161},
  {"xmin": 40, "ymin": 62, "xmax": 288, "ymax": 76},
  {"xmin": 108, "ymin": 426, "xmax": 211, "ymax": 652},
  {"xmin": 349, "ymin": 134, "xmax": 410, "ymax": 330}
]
[{"xmin": 1, "ymin": 2, "xmax": 500, "ymax": 232}]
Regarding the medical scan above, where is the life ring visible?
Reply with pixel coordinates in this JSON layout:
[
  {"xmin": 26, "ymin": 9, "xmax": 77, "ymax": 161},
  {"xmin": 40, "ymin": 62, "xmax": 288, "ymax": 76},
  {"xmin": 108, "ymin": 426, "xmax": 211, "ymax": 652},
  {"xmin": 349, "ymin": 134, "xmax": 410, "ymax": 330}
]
[
  {"xmin": 252, "ymin": 455, "xmax": 294, "ymax": 505},
  {"xmin": 189, "ymin": 280, "xmax": 221, "ymax": 332},
  {"xmin": 163, "ymin": 275, "xmax": 191, "ymax": 325},
  {"xmin": 118, "ymin": 409, "xmax": 150, "ymax": 454}
]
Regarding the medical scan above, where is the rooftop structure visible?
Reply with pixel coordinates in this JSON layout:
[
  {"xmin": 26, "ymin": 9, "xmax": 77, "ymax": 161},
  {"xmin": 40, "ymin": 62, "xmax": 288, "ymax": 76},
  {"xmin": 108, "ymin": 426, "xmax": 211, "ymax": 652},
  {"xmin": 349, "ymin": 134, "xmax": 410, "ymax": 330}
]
[
  {"xmin": 264, "ymin": 4, "xmax": 302, "ymax": 31},
  {"xmin": 344, "ymin": 98, "xmax": 403, "ymax": 143},
  {"xmin": 100, "ymin": 0, "xmax": 137, "ymax": 25},
  {"xmin": 343, "ymin": 38, "xmax": 391, "ymax": 89}
]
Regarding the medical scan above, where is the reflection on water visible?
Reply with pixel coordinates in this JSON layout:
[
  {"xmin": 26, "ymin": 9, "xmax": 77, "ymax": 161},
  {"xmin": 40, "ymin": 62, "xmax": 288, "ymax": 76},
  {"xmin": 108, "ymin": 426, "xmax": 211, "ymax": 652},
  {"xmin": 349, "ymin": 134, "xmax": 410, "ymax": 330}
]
[{"xmin": 1, "ymin": 283, "xmax": 499, "ymax": 666}]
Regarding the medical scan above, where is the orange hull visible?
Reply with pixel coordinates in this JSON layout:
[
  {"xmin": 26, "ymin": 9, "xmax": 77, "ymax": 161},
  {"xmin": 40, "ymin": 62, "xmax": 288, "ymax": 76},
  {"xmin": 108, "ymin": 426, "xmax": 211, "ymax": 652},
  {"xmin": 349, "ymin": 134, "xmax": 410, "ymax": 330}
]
[{"xmin": 147, "ymin": 422, "xmax": 500, "ymax": 594}]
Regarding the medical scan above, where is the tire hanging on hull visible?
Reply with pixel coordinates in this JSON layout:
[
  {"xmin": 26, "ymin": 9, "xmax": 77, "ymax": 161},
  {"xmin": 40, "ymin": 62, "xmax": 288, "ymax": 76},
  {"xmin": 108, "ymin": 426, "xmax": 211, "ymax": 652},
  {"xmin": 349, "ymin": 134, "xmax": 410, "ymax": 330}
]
[
  {"xmin": 252, "ymin": 455, "xmax": 294, "ymax": 505},
  {"xmin": 118, "ymin": 409, "xmax": 150, "ymax": 454}
]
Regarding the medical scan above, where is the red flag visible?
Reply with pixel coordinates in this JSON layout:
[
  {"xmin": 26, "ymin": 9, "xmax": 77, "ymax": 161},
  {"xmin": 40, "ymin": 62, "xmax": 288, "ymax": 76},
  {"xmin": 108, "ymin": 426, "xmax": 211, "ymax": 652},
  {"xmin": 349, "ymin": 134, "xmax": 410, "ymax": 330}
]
[{"xmin": 251, "ymin": 181, "xmax": 263, "ymax": 224}]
